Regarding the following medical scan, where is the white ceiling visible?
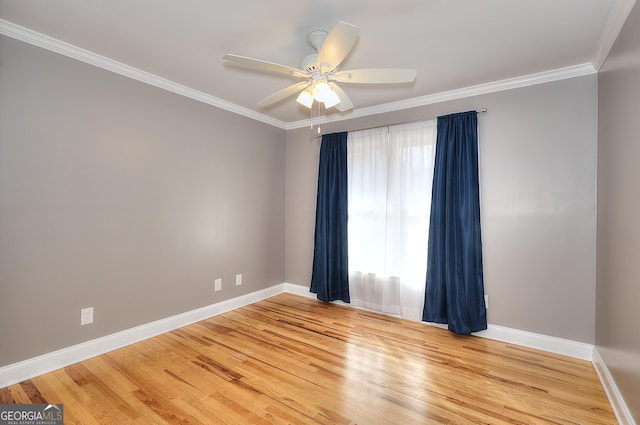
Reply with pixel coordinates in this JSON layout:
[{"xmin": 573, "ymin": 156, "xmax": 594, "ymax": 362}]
[{"xmin": 0, "ymin": 0, "xmax": 633, "ymax": 128}]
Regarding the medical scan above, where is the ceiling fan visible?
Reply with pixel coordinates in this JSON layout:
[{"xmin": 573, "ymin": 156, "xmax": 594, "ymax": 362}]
[{"xmin": 223, "ymin": 21, "xmax": 417, "ymax": 112}]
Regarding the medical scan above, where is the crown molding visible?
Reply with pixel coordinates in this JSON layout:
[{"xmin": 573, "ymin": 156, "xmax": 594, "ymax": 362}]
[
  {"xmin": 591, "ymin": 0, "xmax": 637, "ymax": 70},
  {"xmin": 0, "ymin": 19, "xmax": 289, "ymax": 129},
  {"xmin": 285, "ymin": 63, "xmax": 597, "ymax": 130},
  {"xmin": 1, "ymin": 18, "xmax": 600, "ymax": 131}
]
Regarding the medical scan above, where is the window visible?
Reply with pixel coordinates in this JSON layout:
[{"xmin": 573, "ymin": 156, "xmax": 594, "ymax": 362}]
[{"xmin": 347, "ymin": 120, "xmax": 437, "ymax": 321}]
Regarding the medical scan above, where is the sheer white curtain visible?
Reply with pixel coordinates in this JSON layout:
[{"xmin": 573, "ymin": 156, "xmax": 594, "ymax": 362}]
[{"xmin": 347, "ymin": 120, "xmax": 437, "ymax": 321}]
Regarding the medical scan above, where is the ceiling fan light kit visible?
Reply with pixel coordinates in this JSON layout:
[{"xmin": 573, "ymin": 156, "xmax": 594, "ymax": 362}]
[
  {"xmin": 296, "ymin": 89, "xmax": 314, "ymax": 108},
  {"xmin": 223, "ymin": 21, "xmax": 417, "ymax": 113},
  {"xmin": 321, "ymin": 87, "xmax": 341, "ymax": 108}
]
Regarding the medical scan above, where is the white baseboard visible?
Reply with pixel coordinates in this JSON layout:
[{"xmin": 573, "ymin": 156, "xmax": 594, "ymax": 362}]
[
  {"xmin": 423, "ymin": 322, "xmax": 594, "ymax": 360},
  {"xmin": 592, "ymin": 347, "xmax": 637, "ymax": 425},
  {"xmin": 0, "ymin": 283, "xmax": 288, "ymax": 388},
  {"xmin": 282, "ymin": 282, "xmax": 316, "ymax": 299},
  {"xmin": 0, "ymin": 281, "xmax": 613, "ymax": 403},
  {"xmin": 293, "ymin": 283, "xmax": 633, "ymax": 422},
  {"xmin": 474, "ymin": 324, "xmax": 594, "ymax": 361},
  {"xmin": 285, "ymin": 282, "xmax": 594, "ymax": 360}
]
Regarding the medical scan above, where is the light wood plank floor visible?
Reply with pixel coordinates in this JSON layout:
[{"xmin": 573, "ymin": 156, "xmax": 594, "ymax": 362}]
[{"xmin": 1, "ymin": 293, "xmax": 616, "ymax": 424}]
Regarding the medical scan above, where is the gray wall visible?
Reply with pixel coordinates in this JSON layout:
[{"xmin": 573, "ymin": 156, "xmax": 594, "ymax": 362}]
[
  {"xmin": 597, "ymin": 1, "xmax": 640, "ymax": 420},
  {"xmin": 0, "ymin": 28, "xmax": 605, "ymax": 369},
  {"xmin": 0, "ymin": 36, "xmax": 286, "ymax": 367},
  {"xmin": 286, "ymin": 75, "xmax": 598, "ymax": 344}
]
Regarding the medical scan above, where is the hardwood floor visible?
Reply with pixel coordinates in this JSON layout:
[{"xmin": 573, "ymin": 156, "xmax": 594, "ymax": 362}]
[{"xmin": 1, "ymin": 293, "xmax": 616, "ymax": 424}]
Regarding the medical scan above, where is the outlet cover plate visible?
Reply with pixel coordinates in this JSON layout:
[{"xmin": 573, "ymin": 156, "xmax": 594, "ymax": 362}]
[{"xmin": 80, "ymin": 307, "xmax": 94, "ymax": 325}]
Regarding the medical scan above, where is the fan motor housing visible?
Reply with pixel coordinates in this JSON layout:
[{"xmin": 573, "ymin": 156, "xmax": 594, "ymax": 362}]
[
  {"xmin": 300, "ymin": 53, "xmax": 319, "ymax": 72},
  {"xmin": 300, "ymin": 29, "xmax": 328, "ymax": 72},
  {"xmin": 306, "ymin": 30, "xmax": 328, "ymax": 51}
]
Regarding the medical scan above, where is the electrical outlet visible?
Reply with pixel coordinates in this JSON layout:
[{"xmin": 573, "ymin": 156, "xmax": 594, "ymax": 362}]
[
  {"xmin": 235, "ymin": 274, "xmax": 242, "ymax": 286},
  {"xmin": 80, "ymin": 307, "xmax": 94, "ymax": 325},
  {"xmin": 214, "ymin": 278, "xmax": 222, "ymax": 292}
]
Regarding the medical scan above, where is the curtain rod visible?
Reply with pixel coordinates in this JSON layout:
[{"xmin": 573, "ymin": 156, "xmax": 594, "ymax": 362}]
[{"xmin": 314, "ymin": 108, "xmax": 487, "ymax": 139}]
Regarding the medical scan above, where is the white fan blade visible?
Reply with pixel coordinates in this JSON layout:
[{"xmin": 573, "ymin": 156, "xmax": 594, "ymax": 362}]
[
  {"xmin": 223, "ymin": 54, "xmax": 306, "ymax": 77},
  {"xmin": 332, "ymin": 68, "xmax": 417, "ymax": 84},
  {"xmin": 316, "ymin": 21, "xmax": 360, "ymax": 73},
  {"xmin": 257, "ymin": 82, "xmax": 310, "ymax": 107},
  {"xmin": 328, "ymin": 83, "xmax": 354, "ymax": 112}
]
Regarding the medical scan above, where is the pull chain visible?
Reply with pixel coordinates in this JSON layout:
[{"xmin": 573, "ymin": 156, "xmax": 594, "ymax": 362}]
[
  {"xmin": 316, "ymin": 101, "xmax": 322, "ymax": 137},
  {"xmin": 310, "ymin": 99, "xmax": 323, "ymax": 139}
]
